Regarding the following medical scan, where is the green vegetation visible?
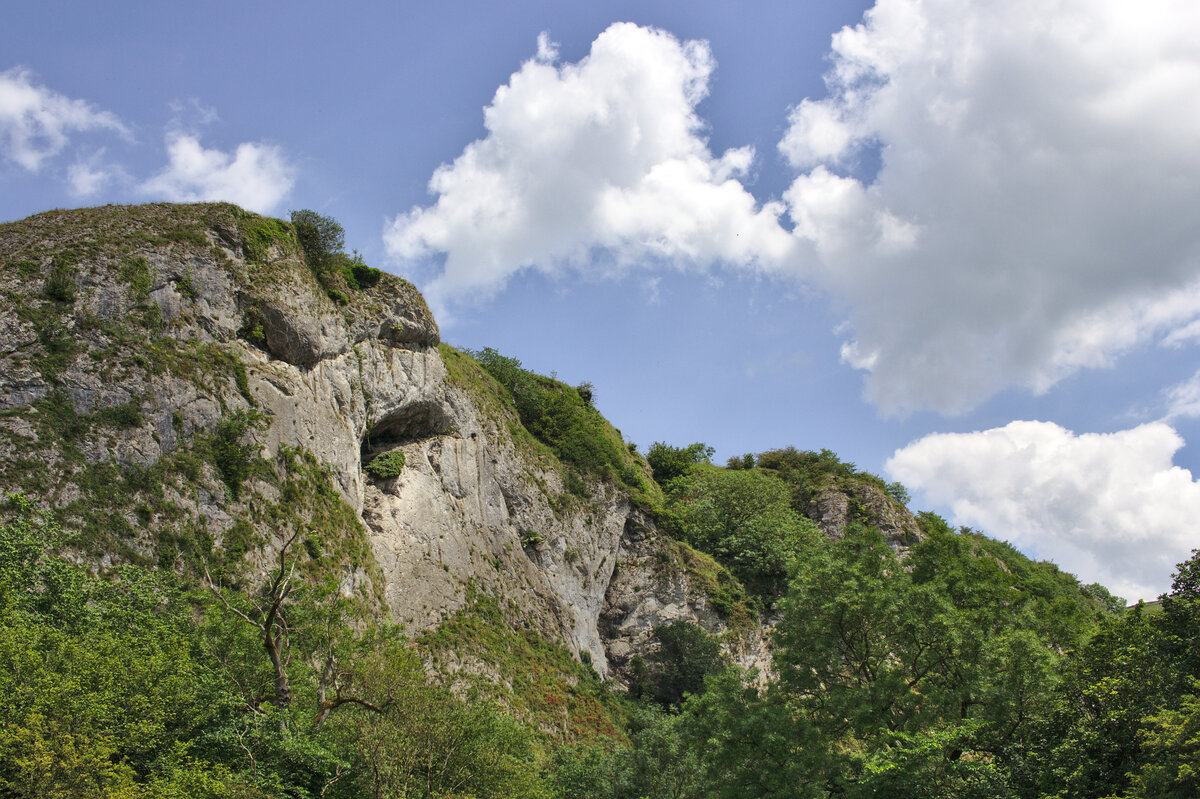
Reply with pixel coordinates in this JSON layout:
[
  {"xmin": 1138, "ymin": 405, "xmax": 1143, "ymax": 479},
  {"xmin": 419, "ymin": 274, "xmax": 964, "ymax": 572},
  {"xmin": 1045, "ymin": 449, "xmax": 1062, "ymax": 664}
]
[
  {"xmin": 756, "ymin": 445, "xmax": 894, "ymax": 514},
  {"xmin": 211, "ymin": 409, "xmax": 267, "ymax": 500},
  {"xmin": 44, "ymin": 254, "xmax": 77, "ymax": 303},
  {"xmin": 628, "ymin": 621, "xmax": 726, "ymax": 708},
  {"xmin": 420, "ymin": 588, "xmax": 629, "ymax": 743},
  {"xmin": 466, "ymin": 347, "xmax": 650, "ymax": 497},
  {"xmin": 0, "ymin": 496, "xmax": 564, "ymax": 798},
  {"xmin": 646, "ymin": 441, "xmax": 713, "ymax": 485},
  {"xmin": 290, "ymin": 209, "xmax": 385, "ymax": 303},
  {"xmin": 653, "ymin": 537, "xmax": 749, "ymax": 619},
  {"xmin": 6, "ymin": 202, "xmax": 1200, "ymax": 797},
  {"xmin": 364, "ymin": 449, "xmax": 406, "ymax": 479},
  {"xmin": 237, "ymin": 212, "xmax": 293, "ymax": 265},
  {"xmin": 668, "ymin": 466, "xmax": 821, "ymax": 599}
]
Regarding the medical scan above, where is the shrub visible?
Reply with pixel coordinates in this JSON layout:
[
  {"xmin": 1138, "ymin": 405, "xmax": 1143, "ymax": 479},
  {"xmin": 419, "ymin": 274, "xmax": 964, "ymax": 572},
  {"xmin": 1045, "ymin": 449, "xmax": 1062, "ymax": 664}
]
[
  {"xmin": 44, "ymin": 256, "xmax": 76, "ymax": 303},
  {"xmin": 365, "ymin": 450, "xmax": 406, "ymax": 479},
  {"xmin": 211, "ymin": 410, "xmax": 265, "ymax": 499},
  {"xmin": 646, "ymin": 442, "xmax": 713, "ymax": 486}
]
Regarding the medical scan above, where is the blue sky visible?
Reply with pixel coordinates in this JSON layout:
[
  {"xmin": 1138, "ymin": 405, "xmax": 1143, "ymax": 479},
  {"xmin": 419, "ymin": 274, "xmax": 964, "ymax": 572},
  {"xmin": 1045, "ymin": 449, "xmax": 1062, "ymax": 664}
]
[{"xmin": 4, "ymin": 0, "xmax": 1200, "ymax": 601}]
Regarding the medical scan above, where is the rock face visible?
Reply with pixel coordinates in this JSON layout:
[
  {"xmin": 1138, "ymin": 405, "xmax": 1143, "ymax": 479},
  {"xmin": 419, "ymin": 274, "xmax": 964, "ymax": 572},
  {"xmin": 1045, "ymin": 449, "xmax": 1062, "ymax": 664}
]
[
  {"xmin": 0, "ymin": 202, "xmax": 922, "ymax": 685},
  {"xmin": 0, "ymin": 203, "xmax": 694, "ymax": 678},
  {"xmin": 599, "ymin": 514, "xmax": 772, "ymax": 684},
  {"xmin": 809, "ymin": 481, "xmax": 921, "ymax": 553}
]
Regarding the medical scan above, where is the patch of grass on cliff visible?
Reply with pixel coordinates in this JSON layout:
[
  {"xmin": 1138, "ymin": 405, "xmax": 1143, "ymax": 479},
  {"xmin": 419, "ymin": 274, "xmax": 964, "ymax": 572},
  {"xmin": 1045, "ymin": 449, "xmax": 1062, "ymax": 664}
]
[
  {"xmin": 117, "ymin": 255, "xmax": 153, "ymax": 302},
  {"xmin": 465, "ymin": 347, "xmax": 655, "ymax": 497},
  {"xmin": 420, "ymin": 587, "xmax": 629, "ymax": 744},
  {"xmin": 0, "ymin": 204, "xmax": 230, "ymax": 270},
  {"xmin": 236, "ymin": 212, "xmax": 294, "ymax": 265},
  {"xmin": 654, "ymin": 537, "xmax": 753, "ymax": 622}
]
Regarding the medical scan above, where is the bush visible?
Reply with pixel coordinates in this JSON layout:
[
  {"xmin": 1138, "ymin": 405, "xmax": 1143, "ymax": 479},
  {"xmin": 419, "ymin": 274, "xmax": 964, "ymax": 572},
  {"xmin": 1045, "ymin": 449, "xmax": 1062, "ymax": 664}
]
[
  {"xmin": 44, "ymin": 256, "xmax": 76, "ymax": 303},
  {"xmin": 646, "ymin": 442, "xmax": 713, "ymax": 486},
  {"xmin": 211, "ymin": 410, "xmax": 265, "ymax": 499},
  {"xmin": 364, "ymin": 450, "xmax": 406, "ymax": 479},
  {"xmin": 290, "ymin": 209, "xmax": 344, "ymax": 268}
]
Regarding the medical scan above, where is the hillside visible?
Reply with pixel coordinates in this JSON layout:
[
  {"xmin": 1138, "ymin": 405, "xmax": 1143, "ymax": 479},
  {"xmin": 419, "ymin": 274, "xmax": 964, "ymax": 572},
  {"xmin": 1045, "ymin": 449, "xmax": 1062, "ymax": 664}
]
[{"xmin": 0, "ymin": 203, "xmax": 1189, "ymax": 799}]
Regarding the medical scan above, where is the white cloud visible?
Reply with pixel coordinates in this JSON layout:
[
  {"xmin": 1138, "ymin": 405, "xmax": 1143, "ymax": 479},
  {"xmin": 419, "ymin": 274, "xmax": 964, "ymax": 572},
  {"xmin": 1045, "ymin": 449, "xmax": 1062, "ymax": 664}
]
[
  {"xmin": 1164, "ymin": 370, "xmax": 1200, "ymax": 420},
  {"xmin": 66, "ymin": 148, "xmax": 122, "ymax": 197},
  {"xmin": 782, "ymin": 0, "xmax": 1200, "ymax": 414},
  {"xmin": 887, "ymin": 420, "xmax": 1200, "ymax": 601},
  {"xmin": 0, "ymin": 67, "xmax": 127, "ymax": 172},
  {"xmin": 384, "ymin": 23, "xmax": 797, "ymax": 311},
  {"xmin": 139, "ymin": 131, "xmax": 294, "ymax": 213}
]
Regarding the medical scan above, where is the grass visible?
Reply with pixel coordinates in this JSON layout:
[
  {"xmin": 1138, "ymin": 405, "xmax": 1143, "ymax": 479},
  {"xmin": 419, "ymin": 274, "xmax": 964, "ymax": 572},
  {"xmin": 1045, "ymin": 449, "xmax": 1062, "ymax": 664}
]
[
  {"xmin": 654, "ymin": 537, "xmax": 752, "ymax": 621},
  {"xmin": 441, "ymin": 345, "xmax": 663, "ymax": 516},
  {"xmin": 419, "ymin": 587, "xmax": 630, "ymax": 744}
]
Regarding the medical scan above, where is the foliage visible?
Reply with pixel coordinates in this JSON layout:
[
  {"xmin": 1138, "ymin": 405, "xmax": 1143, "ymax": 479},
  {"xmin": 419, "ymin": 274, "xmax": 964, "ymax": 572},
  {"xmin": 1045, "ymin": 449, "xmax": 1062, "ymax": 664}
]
[
  {"xmin": 211, "ymin": 409, "xmax": 267, "ymax": 500},
  {"xmin": 364, "ymin": 449, "xmax": 405, "ymax": 479},
  {"xmin": 469, "ymin": 347, "xmax": 645, "ymax": 491},
  {"xmin": 43, "ymin": 255, "xmax": 77, "ymax": 303},
  {"xmin": 419, "ymin": 588, "xmax": 628, "ymax": 743},
  {"xmin": 289, "ymin": 209, "xmax": 384, "ymax": 302},
  {"xmin": 629, "ymin": 621, "xmax": 726, "ymax": 709},
  {"xmin": 756, "ymin": 445, "xmax": 892, "ymax": 513},
  {"xmin": 645, "ymin": 441, "xmax": 713, "ymax": 485},
  {"xmin": 237, "ymin": 213, "xmax": 293, "ymax": 265},
  {"xmin": 520, "ymin": 528, "xmax": 545, "ymax": 547},
  {"xmin": 290, "ymin": 209, "xmax": 345, "ymax": 266},
  {"xmin": 669, "ymin": 466, "xmax": 820, "ymax": 598},
  {"xmin": 672, "ymin": 522, "xmax": 1122, "ymax": 797}
]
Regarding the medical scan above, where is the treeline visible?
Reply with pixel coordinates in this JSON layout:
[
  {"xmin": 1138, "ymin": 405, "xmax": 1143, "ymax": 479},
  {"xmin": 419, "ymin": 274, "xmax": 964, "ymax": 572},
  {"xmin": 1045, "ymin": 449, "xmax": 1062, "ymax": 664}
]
[{"xmin": 577, "ymin": 442, "xmax": 1192, "ymax": 798}]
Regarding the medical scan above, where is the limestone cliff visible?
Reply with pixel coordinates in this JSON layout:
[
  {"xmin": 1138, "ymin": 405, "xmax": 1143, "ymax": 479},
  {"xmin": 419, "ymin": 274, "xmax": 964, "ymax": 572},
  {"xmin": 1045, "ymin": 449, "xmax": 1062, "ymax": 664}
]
[
  {"xmin": 0, "ymin": 203, "xmax": 675, "ymax": 679},
  {"xmin": 0, "ymin": 203, "xmax": 921, "ymax": 686}
]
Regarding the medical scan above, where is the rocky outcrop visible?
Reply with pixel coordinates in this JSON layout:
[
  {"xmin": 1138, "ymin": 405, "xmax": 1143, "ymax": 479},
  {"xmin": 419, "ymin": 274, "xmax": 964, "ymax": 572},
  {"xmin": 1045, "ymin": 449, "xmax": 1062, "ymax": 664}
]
[
  {"xmin": 0, "ymin": 203, "xmax": 716, "ymax": 680},
  {"xmin": 808, "ymin": 480, "xmax": 921, "ymax": 553},
  {"xmin": 599, "ymin": 513, "xmax": 771, "ymax": 686}
]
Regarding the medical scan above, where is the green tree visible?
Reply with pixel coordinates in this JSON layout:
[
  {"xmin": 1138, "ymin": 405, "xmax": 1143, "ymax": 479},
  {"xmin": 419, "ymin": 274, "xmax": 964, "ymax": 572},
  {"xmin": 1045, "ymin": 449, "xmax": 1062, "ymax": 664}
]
[
  {"xmin": 290, "ymin": 209, "xmax": 345, "ymax": 269},
  {"xmin": 630, "ymin": 621, "xmax": 726, "ymax": 708},
  {"xmin": 670, "ymin": 467, "xmax": 818, "ymax": 597},
  {"xmin": 646, "ymin": 441, "xmax": 713, "ymax": 486}
]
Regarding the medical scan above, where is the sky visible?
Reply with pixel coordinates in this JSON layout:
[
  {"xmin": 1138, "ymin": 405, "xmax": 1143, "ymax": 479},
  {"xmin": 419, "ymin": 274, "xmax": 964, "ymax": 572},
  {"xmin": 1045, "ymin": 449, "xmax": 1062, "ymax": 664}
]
[{"xmin": 3, "ymin": 0, "xmax": 1200, "ymax": 602}]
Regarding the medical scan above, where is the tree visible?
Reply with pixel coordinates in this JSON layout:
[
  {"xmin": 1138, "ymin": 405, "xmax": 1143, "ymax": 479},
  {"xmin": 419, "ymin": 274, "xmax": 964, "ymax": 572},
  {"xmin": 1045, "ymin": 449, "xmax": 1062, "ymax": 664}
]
[
  {"xmin": 646, "ymin": 441, "xmax": 713, "ymax": 486},
  {"xmin": 630, "ymin": 621, "xmax": 726, "ymax": 708},
  {"xmin": 670, "ymin": 467, "xmax": 818, "ymax": 597},
  {"xmin": 290, "ymin": 208, "xmax": 345, "ymax": 268}
]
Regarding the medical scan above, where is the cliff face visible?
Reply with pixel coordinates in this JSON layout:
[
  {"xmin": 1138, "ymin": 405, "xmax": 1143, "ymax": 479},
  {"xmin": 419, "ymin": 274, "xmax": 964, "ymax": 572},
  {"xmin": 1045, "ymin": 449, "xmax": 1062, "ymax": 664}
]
[
  {"xmin": 0, "ymin": 203, "xmax": 922, "ymax": 684},
  {"xmin": 0, "ymin": 203, "xmax": 678, "ymax": 678}
]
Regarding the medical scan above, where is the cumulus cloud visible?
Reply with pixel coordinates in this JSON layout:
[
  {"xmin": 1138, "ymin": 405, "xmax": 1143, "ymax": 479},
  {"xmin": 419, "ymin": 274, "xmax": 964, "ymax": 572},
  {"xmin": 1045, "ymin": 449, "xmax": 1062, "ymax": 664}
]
[
  {"xmin": 384, "ymin": 23, "xmax": 797, "ymax": 309},
  {"xmin": 782, "ymin": 0, "xmax": 1200, "ymax": 413},
  {"xmin": 139, "ymin": 131, "xmax": 294, "ymax": 214},
  {"xmin": 0, "ymin": 67, "xmax": 128, "ymax": 172},
  {"xmin": 887, "ymin": 421, "xmax": 1200, "ymax": 601}
]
